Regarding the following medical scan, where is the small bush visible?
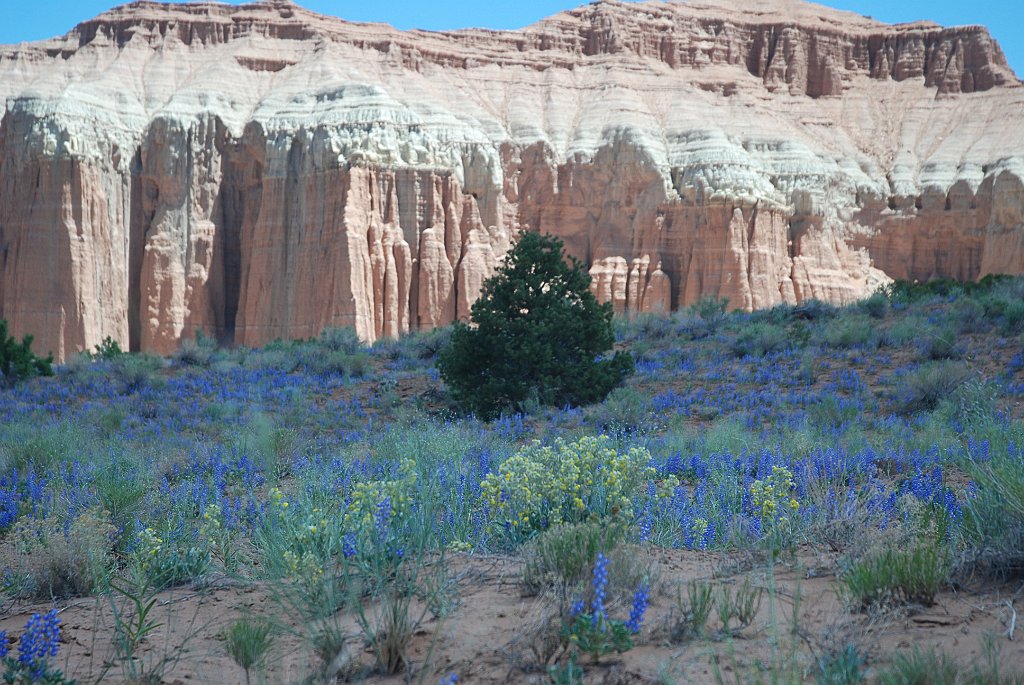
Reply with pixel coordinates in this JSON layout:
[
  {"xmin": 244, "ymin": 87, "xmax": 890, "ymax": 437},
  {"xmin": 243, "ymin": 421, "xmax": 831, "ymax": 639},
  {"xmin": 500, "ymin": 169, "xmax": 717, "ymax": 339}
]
[
  {"xmin": 586, "ymin": 386, "xmax": 651, "ymax": 433},
  {"xmin": 792, "ymin": 299, "xmax": 838, "ymax": 321},
  {"xmin": 892, "ymin": 362, "xmax": 973, "ymax": 415},
  {"xmin": 917, "ymin": 327, "xmax": 960, "ymax": 360},
  {"xmin": 881, "ymin": 315, "xmax": 928, "ymax": 348},
  {"xmin": 690, "ymin": 296, "xmax": 730, "ymax": 331},
  {"xmin": 7, "ymin": 509, "xmax": 116, "ymax": 599},
  {"xmin": 949, "ymin": 298, "xmax": 989, "ymax": 334},
  {"xmin": 962, "ymin": 445, "xmax": 1024, "ymax": 578},
  {"xmin": 317, "ymin": 325, "xmax": 363, "ymax": 354},
  {"xmin": 522, "ymin": 520, "xmax": 626, "ymax": 596},
  {"xmin": 818, "ymin": 315, "xmax": 876, "ymax": 349},
  {"xmin": 480, "ymin": 436, "xmax": 661, "ymax": 539},
  {"xmin": 859, "ymin": 292, "xmax": 889, "ymax": 319},
  {"xmin": 0, "ymin": 319, "xmax": 53, "ymax": 385},
  {"xmin": 91, "ymin": 335, "xmax": 125, "ymax": 360},
  {"xmin": 298, "ymin": 347, "xmax": 371, "ymax": 378},
  {"xmin": 173, "ymin": 330, "xmax": 218, "ymax": 367},
  {"xmin": 667, "ymin": 579, "xmax": 714, "ymax": 642},
  {"xmin": 110, "ymin": 353, "xmax": 165, "ymax": 394},
  {"xmin": 243, "ymin": 347, "xmax": 300, "ymax": 373},
  {"xmin": 1003, "ymin": 299, "xmax": 1024, "ymax": 335},
  {"xmin": 731, "ymin": 322, "xmax": 791, "ymax": 358}
]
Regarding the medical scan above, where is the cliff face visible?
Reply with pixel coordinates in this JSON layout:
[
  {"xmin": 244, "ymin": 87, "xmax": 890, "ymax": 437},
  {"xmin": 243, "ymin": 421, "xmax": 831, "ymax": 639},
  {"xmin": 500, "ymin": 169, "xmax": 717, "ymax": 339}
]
[{"xmin": 0, "ymin": 0, "xmax": 1022, "ymax": 359}]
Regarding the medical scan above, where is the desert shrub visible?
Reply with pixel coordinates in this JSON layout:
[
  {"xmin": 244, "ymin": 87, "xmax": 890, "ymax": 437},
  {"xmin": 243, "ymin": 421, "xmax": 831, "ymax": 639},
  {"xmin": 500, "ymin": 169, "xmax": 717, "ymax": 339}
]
[
  {"xmin": 858, "ymin": 291, "xmax": 889, "ymax": 319},
  {"xmin": 133, "ymin": 525, "xmax": 211, "ymax": 590},
  {"xmin": 521, "ymin": 519, "xmax": 627, "ymax": 596},
  {"xmin": 877, "ymin": 642, "xmax": 1024, "ymax": 685},
  {"xmin": 808, "ymin": 396, "xmax": 859, "ymax": 430},
  {"xmin": 90, "ymin": 335, "xmax": 124, "ymax": 360},
  {"xmin": 317, "ymin": 325, "xmax": 363, "ymax": 354},
  {"xmin": 6, "ymin": 509, "xmax": 116, "ymax": 599},
  {"xmin": 0, "ymin": 421, "xmax": 89, "ymax": 476},
  {"xmin": 962, "ymin": 442, "xmax": 1024, "ymax": 578},
  {"xmin": 438, "ymin": 231, "xmax": 633, "ymax": 418},
  {"xmin": 917, "ymin": 326, "xmax": 960, "ymax": 360},
  {"xmin": 818, "ymin": 315, "xmax": 876, "ymax": 349},
  {"xmin": 1003, "ymin": 299, "xmax": 1024, "ymax": 335},
  {"xmin": 375, "ymin": 325, "xmax": 455, "ymax": 362},
  {"xmin": 243, "ymin": 346, "xmax": 301, "ymax": 373},
  {"xmin": 298, "ymin": 346, "xmax": 371, "ymax": 378},
  {"xmin": 792, "ymin": 299, "xmax": 838, "ymax": 321},
  {"xmin": 746, "ymin": 303, "xmax": 797, "ymax": 326},
  {"xmin": 480, "ymin": 436, "xmax": 663, "ymax": 539},
  {"xmin": 880, "ymin": 315, "xmax": 928, "ymax": 348},
  {"xmin": 619, "ymin": 312, "xmax": 690, "ymax": 343},
  {"xmin": 0, "ymin": 318, "xmax": 53, "ymax": 385},
  {"xmin": 173, "ymin": 330, "xmax": 218, "ymax": 367},
  {"xmin": 731, "ymin": 322, "xmax": 791, "ymax": 358},
  {"xmin": 689, "ymin": 296, "xmax": 730, "ymax": 332},
  {"xmin": 939, "ymin": 378, "xmax": 998, "ymax": 429},
  {"xmin": 586, "ymin": 386, "xmax": 651, "ymax": 433},
  {"xmin": 892, "ymin": 361, "xmax": 973, "ymax": 415},
  {"xmin": 110, "ymin": 353, "xmax": 165, "ymax": 394},
  {"xmin": 949, "ymin": 297, "xmax": 989, "ymax": 334}
]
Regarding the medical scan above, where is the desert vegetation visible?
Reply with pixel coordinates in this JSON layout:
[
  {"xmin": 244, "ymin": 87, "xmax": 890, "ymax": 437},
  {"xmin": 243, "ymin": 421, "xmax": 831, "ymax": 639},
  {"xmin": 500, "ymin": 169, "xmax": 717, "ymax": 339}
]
[{"xmin": 1, "ymin": 274, "xmax": 1024, "ymax": 683}]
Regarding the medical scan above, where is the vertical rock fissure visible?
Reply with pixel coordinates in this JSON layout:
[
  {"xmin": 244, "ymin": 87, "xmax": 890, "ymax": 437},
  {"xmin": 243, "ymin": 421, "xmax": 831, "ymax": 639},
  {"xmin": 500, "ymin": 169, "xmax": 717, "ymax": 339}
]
[{"xmin": 128, "ymin": 147, "xmax": 145, "ymax": 352}]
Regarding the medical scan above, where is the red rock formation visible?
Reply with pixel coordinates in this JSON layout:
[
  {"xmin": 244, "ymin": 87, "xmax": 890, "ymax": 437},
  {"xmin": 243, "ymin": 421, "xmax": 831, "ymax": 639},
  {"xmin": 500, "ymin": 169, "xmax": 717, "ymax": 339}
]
[{"xmin": 0, "ymin": 0, "xmax": 1021, "ymax": 359}]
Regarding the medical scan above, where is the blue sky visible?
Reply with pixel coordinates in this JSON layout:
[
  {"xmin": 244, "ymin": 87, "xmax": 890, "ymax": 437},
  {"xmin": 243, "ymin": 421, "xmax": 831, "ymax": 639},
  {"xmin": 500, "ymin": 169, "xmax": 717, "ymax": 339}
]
[{"xmin": 1, "ymin": 1, "xmax": 1020, "ymax": 78}]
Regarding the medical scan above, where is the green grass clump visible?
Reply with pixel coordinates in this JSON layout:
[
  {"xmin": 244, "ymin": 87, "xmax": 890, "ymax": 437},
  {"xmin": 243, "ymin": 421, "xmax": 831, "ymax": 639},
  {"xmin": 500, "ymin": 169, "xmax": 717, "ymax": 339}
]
[
  {"xmin": 877, "ymin": 643, "xmax": 1024, "ymax": 685},
  {"xmin": 840, "ymin": 543, "xmax": 951, "ymax": 611},
  {"xmin": 224, "ymin": 617, "xmax": 273, "ymax": 685}
]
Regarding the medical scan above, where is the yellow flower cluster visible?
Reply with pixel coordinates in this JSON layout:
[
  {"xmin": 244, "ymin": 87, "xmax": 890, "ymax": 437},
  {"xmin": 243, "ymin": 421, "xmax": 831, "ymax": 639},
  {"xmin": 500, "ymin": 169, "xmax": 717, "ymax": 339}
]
[
  {"xmin": 283, "ymin": 549, "xmax": 325, "ymax": 590},
  {"xmin": 691, "ymin": 516, "xmax": 710, "ymax": 542},
  {"xmin": 136, "ymin": 527, "xmax": 163, "ymax": 570},
  {"xmin": 342, "ymin": 458, "xmax": 417, "ymax": 536},
  {"xmin": 480, "ymin": 436, "xmax": 654, "ymax": 535},
  {"xmin": 200, "ymin": 503, "xmax": 222, "ymax": 532},
  {"xmin": 268, "ymin": 487, "xmax": 289, "ymax": 510},
  {"xmin": 750, "ymin": 465, "xmax": 800, "ymax": 524}
]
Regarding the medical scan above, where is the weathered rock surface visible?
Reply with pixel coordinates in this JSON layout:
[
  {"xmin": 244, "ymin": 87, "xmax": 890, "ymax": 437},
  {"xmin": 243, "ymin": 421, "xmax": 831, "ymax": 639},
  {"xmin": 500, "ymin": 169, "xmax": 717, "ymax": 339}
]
[{"xmin": 0, "ymin": 0, "xmax": 1022, "ymax": 359}]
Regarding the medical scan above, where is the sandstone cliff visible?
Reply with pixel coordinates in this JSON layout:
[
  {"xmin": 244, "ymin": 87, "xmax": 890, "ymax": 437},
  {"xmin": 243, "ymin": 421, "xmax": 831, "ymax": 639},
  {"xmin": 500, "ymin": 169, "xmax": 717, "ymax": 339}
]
[{"xmin": 0, "ymin": 0, "xmax": 1021, "ymax": 359}]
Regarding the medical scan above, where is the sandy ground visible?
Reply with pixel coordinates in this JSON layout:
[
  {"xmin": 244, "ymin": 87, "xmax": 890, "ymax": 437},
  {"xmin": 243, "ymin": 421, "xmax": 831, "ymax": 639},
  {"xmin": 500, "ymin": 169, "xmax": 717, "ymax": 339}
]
[{"xmin": 3, "ymin": 548, "xmax": 1023, "ymax": 684}]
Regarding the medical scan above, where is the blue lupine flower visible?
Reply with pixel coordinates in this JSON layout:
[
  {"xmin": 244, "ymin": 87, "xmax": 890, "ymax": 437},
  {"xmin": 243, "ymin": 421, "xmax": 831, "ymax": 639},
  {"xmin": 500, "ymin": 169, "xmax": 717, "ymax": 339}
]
[
  {"xmin": 0, "ymin": 629, "xmax": 7, "ymax": 658},
  {"xmin": 342, "ymin": 533, "xmax": 358, "ymax": 558},
  {"xmin": 440, "ymin": 673, "xmax": 459, "ymax": 685},
  {"xmin": 570, "ymin": 597, "xmax": 585, "ymax": 617},
  {"xmin": 625, "ymin": 584, "xmax": 650, "ymax": 634},
  {"xmin": 591, "ymin": 553, "xmax": 609, "ymax": 629},
  {"xmin": 17, "ymin": 609, "xmax": 61, "ymax": 679}
]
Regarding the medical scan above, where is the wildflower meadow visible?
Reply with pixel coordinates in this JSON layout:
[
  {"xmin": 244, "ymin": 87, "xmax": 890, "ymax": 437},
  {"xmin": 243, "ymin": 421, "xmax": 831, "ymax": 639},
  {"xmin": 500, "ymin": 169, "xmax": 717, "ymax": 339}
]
[{"xmin": 1, "ymin": 277, "xmax": 1024, "ymax": 683}]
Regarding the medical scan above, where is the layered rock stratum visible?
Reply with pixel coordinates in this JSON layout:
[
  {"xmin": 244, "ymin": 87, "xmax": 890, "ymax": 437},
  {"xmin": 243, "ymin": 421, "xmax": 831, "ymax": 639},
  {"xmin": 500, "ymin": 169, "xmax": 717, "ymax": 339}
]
[{"xmin": 1, "ymin": 0, "xmax": 1022, "ymax": 359}]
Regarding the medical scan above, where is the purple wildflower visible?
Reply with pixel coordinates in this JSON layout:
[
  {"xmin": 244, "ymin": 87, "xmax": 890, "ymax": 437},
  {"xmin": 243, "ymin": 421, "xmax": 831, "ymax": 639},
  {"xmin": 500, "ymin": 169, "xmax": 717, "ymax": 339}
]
[{"xmin": 625, "ymin": 584, "xmax": 650, "ymax": 634}]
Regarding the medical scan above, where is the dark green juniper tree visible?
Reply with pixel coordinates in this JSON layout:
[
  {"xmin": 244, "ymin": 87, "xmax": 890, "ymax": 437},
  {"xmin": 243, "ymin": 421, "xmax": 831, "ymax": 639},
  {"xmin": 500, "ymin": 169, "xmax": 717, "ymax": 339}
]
[
  {"xmin": 438, "ymin": 231, "xmax": 633, "ymax": 418},
  {"xmin": 0, "ymin": 319, "xmax": 53, "ymax": 386}
]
